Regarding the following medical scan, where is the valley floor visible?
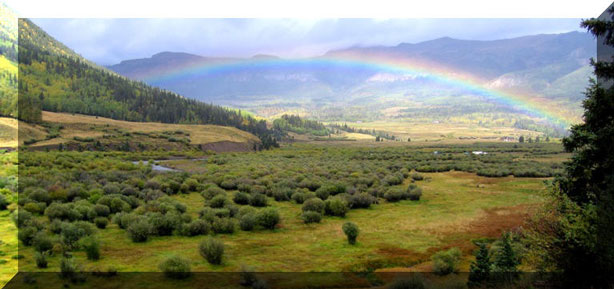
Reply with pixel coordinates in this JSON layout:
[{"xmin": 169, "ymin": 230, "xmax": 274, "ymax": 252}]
[{"xmin": 17, "ymin": 152, "xmax": 551, "ymax": 273}]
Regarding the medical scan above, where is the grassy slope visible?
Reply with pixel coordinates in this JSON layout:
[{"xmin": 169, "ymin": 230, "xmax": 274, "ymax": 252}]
[
  {"xmin": 17, "ymin": 170, "xmax": 546, "ymax": 272},
  {"xmin": 24, "ymin": 111, "xmax": 260, "ymax": 147},
  {"xmin": 0, "ymin": 117, "xmax": 17, "ymax": 147}
]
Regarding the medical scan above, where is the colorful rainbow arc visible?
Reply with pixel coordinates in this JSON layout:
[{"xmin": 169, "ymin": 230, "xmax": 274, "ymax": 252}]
[{"xmin": 137, "ymin": 52, "xmax": 579, "ymax": 128}]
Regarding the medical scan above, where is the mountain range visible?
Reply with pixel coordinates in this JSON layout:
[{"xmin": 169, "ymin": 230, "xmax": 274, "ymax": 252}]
[{"xmin": 108, "ymin": 31, "xmax": 595, "ymax": 132}]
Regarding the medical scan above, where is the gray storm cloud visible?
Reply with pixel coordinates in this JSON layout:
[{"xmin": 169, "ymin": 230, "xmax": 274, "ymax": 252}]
[{"xmin": 31, "ymin": 18, "xmax": 584, "ymax": 65}]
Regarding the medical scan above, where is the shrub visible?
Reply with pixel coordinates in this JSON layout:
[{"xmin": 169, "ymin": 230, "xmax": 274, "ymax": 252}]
[
  {"xmin": 159, "ymin": 256, "xmax": 191, "ymax": 279},
  {"xmin": 256, "ymin": 208, "xmax": 280, "ymax": 230},
  {"xmin": 317, "ymin": 183, "xmax": 346, "ymax": 197},
  {"xmin": 383, "ymin": 173, "xmax": 404, "ymax": 186},
  {"xmin": 347, "ymin": 193, "xmax": 376, "ymax": 209},
  {"xmin": 94, "ymin": 217, "xmax": 108, "ymax": 229},
  {"xmin": 237, "ymin": 206, "xmax": 256, "ymax": 217},
  {"xmin": 249, "ymin": 193, "xmax": 267, "ymax": 207},
  {"xmin": 48, "ymin": 219, "xmax": 64, "ymax": 234},
  {"xmin": 237, "ymin": 183, "xmax": 252, "ymax": 193},
  {"xmin": 209, "ymin": 195, "xmax": 229, "ymax": 208},
  {"xmin": 81, "ymin": 237, "xmax": 101, "ymax": 260},
  {"xmin": 250, "ymin": 185, "xmax": 267, "ymax": 195},
  {"xmin": 44, "ymin": 203, "xmax": 77, "ymax": 221},
  {"xmin": 324, "ymin": 198, "xmax": 349, "ymax": 217},
  {"xmin": 211, "ymin": 217, "xmax": 236, "ymax": 234},
  {"xmin": 291, "ymin": 192, "xmax": 307, "ymax": 204},
  {"xmin": 35, "ymin": 252, "xmax": 47, "ymax": 268},
  {"xmin": 18, "ymin": 226, "xmax": 38, "ymax": 246},
  {"xmin": 97, "ymin": 196, "xmax": 130, "ymax": 213},
  {"xmin": 302, "ymin": 198, "xmax": 324, "ymax": 213},
  {"xmin": 73, "ymin": 221, "xmax": 96, "ymax": 236},
  {"xmin": 224, "ymin": 203, "xmax": 239, "ymax": 217},
  {"xmin": 298, "ymin": 179, "xmax": 321, "ymax": 191},
  {"xmin": 94, "ymin": 204, "xmax": 111, "ymax": 217},
  {"xmin": 60, "ymin": 223, "xmax": 87, "ymax": 248},
  {"xmin": 145, "ymin": 179, "xmax": 161, "ymax": 190},
  {"xmin": 149, "ymin": 213, "xmax": 181, "ymax": 236},
  {"xmin": 342, "ymin": 222, "xmax": 359, "ymax": 245},
  {"xmin": 32, "ymin": 232, "xmax": 53, "ymax": 252},
  {"xmin": 198, "ymin": 207, "xmax": 216, "ymax": 223},
  {"xmin": 199, "ymin": 237, "xmax": 224, "ymax": 265},
  {"xmin": 113, "ymin": 212, "xmax": 138, "ymax": 229},
  {"xmin": 13, "ymin": 210, "xmax": 33, "ymax": 228},
  {"xmin": 127, "ymin": 219, "xmax": 152, "ymax": 242},
  {"xmin": 410, "ymin": 172, "xmax": 424, "ymax": 181},
  {"xmin": 180, "ymin": 219, "xmax": 210, "ymax": 236},
  {"xmin": 233, "ymin": 192, "xmax": 251, "ymax": 205},
  {"xmin": 302, "ymin": 211, "xmax": 322, "ymax": 224},
  {"xmin": 27, "ymin": 188, "xmax": 50, "ymax": 204},
  {"xmin": 182, "ymin": 178, "xmax": 200, "ymax": 192},
  {"xmin": 239, "ymin": 213, "xmax": 256, "ymax": 231},
  {"xmin": 384, "ymin": 187, "xmax": 406, "ymax": 202},
  {"xmin": 201, "ymin": 186, "xmax": 226, "ymax": 200},
  {"xmin": 0, "ymin": 194, "xmax": 8, "ymax": 210},
  {"xmin": 271, "ymin": 186, "xmax": 292, "ymax": 201},
  {"xmin": 407, "ymin": 187, "xmax": 422, "ymax": 201},
  {"xmin": 315, "ymin": 187, "xmax": 330, "ymax": 200},
  {"xmin": 103, "ymin": 183, "xmax": 121, "ymax": 195},
  {"xmin": 60, "ymin": 257, "xmax": 76, "ymax": 279},
  {"xmin": 431, "ymin": 247, "xmax": 461, "ymax": 275},
  {"xmin": 212, "ymin": 208, "xmax": 231, "ymax": 218},
  {"xmin": 24, "ymin": 202, "xmax": 46, "ymax": 214}
]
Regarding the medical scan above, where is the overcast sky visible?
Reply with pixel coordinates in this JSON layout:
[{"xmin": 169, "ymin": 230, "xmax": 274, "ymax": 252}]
[{"xmin": 31, "ymin": 18, "xmax": 586, "ymax": 65}]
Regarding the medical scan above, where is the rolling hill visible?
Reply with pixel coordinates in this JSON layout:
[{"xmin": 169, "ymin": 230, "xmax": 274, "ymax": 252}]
[{"xmin": 19, "ymin": 111, "xmax": 261, "ymax": 152}]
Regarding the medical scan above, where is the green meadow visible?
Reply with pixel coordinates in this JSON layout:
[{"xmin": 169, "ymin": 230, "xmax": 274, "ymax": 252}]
[{"xmin": 14, "ymin": 142, "xmax": 561, "ymax": 274}]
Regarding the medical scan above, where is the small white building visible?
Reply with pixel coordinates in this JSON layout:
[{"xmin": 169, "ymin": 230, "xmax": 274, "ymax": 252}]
[{"xmin": 472, "ymin": 151, "xmax": 487, "ymax": 155}]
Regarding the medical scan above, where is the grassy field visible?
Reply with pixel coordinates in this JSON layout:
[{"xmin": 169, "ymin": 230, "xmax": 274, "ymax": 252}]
[
  {"xmin": 16, "ymin": 142, "xmax": 561, "ymax": 274},
  {"xmin": 17, "ymin": 171, "xmax": 546, "ymax": 273},
  {"xmin": 329, "ymin": 120, "xmax": 549, "ymax": 143}
]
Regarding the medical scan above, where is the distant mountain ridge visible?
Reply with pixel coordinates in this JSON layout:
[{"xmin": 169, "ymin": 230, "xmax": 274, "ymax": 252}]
[
  {"xmin": 108, "ymin": 32, "xmax": 595, "ymax": 117},
  {"xmin": 329, "ymin": 31, "xmax": 593, "ymax": 79}
]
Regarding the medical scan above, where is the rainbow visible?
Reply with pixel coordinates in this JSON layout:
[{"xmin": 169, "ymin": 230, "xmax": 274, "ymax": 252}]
[{"xmin": 136, "ymin": 51, "xmax": 581, "ymax": 128}]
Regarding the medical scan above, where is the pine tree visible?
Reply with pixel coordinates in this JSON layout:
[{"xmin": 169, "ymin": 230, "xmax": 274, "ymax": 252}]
[
  {"xmin": 493, "ymin": 233, "xmax": 519, "ymax": 272},
  {"xmin": 468, "ymin": 242, "xmax": 492, "ymax": 287},
  {"xmin": 540, "ymin": 7, "xmax": 614, "ymax": 286},
  {"xmin": 492, "ymin": 232, "xmax": 520, "ymax": 284}
]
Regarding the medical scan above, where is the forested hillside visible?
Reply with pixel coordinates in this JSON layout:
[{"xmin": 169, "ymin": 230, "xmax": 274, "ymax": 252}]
[
  {"xmin": 273, "ymin": 114, "xmax": 330, "ymax": 136},
  {"xmin": 16, "ymin": 19, "xmax": 278, "ymax": 148},
  {"xmin": 0, "ymin": 4, "xmax": 17, "ymax": 118}
]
